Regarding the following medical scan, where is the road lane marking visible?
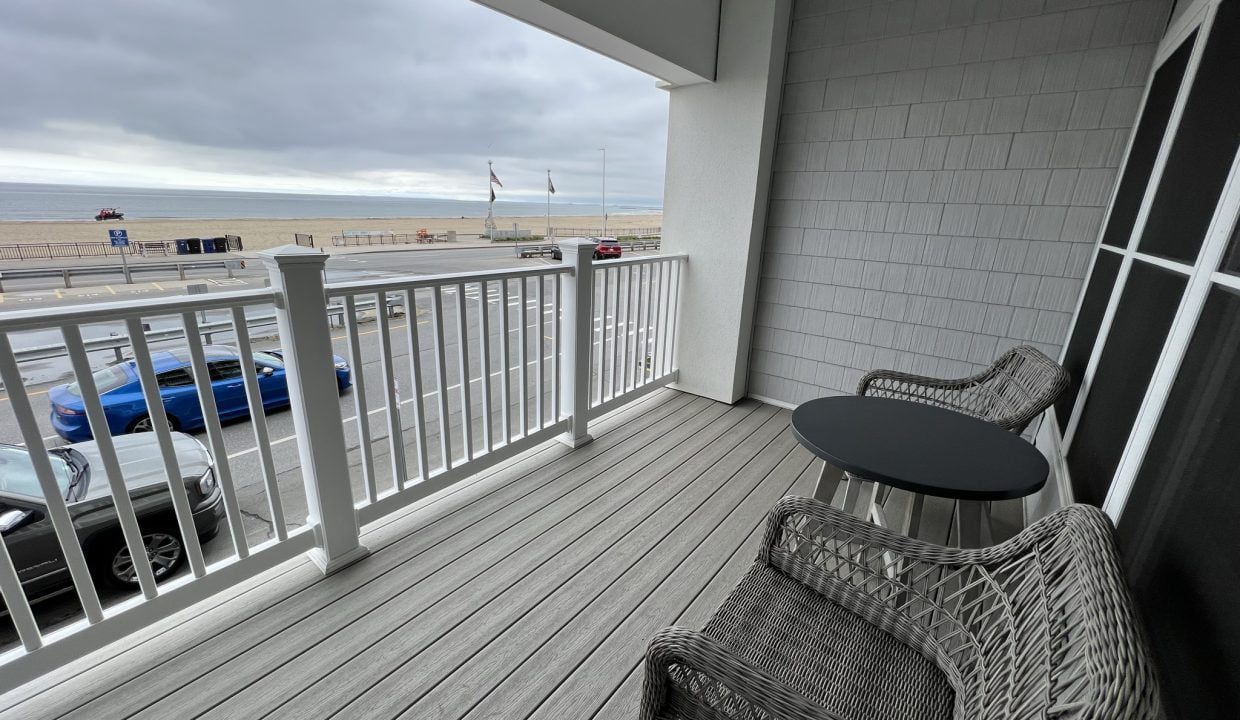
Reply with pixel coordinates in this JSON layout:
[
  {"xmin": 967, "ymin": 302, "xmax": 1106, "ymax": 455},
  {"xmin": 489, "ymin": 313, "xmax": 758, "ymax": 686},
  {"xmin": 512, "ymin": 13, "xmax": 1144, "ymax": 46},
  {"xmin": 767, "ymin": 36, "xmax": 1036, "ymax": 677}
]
[
  {"xmin": 151, "ymin": 282, "xmax": 165, "ymax": 291},
  {"xmin": 106, "ymin": 285, "xmax": 117, "ymax": 295}
]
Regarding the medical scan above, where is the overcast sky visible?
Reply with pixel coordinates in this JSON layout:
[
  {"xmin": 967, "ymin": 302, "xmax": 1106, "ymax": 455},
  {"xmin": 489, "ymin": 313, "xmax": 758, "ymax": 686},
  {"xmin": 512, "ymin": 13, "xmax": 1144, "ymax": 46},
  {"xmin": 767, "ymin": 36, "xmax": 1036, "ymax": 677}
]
[{"xmin": 0, "ymin": 0, "xmax": 668, "ymax": 205}]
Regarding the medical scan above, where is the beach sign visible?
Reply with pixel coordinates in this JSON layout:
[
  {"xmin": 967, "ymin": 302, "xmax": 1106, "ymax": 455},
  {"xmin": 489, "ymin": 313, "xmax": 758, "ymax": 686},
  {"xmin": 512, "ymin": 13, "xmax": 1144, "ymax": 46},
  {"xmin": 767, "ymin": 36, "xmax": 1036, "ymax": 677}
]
[{"xmin": 108, "ymin": 228, "xmax": 132, "ymax": 282}]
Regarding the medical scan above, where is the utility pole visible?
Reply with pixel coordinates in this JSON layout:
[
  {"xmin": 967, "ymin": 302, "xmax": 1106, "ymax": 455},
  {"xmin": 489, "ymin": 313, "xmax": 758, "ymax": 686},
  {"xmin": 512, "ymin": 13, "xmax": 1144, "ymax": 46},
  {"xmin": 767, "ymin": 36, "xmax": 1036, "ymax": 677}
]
[{"xmin": 599, "ymin": 147, "xmax": 607, "ymax": 237}]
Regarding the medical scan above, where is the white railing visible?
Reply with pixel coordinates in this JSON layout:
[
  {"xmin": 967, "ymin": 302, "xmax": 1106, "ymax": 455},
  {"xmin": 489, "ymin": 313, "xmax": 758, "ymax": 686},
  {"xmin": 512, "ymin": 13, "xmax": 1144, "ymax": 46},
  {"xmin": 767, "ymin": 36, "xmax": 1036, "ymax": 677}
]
[
  {"xmin": 0, "ymin": 240, "xmax": 684, "ymax": 690},
  {"xmin": 0, "ymin": 285, "xmax": 316, "ymax": 690},
  {"xmin": 588, "ymin": 255, "xmax": 683, "ymax": 418},
  {"xmin": 324, "ymin": 264, "xmax": 573, "ymax": 525}
]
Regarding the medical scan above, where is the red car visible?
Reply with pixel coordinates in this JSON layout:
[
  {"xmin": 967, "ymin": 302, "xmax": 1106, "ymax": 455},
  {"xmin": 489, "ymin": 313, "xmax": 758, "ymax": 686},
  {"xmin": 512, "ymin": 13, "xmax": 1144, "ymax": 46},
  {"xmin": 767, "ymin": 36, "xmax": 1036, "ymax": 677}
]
[{"xmin": 592, "ymin": 237, "xmax": 622, "ymax": 260}]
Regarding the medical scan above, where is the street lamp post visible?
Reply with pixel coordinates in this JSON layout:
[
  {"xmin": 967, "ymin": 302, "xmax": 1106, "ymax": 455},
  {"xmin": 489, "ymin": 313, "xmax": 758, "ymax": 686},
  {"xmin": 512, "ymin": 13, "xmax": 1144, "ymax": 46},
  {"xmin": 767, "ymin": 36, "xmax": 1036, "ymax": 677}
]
[{"xmin": 599, "ymin": 147, "xmax": 607, "ymax": 238}]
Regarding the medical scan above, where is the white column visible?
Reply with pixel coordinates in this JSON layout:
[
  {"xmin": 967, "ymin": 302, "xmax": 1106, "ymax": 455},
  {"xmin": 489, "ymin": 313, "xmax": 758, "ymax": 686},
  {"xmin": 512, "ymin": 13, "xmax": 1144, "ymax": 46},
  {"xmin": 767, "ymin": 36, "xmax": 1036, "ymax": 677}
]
[
  {"xmin": 558, "ymin": 238, "xmax": 595, "ymax": 448},
  {"xmin": 261, "ymin": 245, "xmax": 369, "ymax": 574},
  {"xmin": 662, "ymin": 0, "xmax": 792, "ymax": 402}
]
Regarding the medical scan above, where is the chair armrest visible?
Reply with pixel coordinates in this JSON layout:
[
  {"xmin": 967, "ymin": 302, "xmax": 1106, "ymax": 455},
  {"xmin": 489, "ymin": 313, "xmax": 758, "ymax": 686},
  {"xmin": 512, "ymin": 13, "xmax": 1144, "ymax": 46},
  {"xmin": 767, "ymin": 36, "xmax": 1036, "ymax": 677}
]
[
  {"xmin": 759, "ymin": 495, "xmax": 1046, "ymax": 569},
  {"xmin": 641, "ymin": 626, "xmax": 844, "ymax": 720}
]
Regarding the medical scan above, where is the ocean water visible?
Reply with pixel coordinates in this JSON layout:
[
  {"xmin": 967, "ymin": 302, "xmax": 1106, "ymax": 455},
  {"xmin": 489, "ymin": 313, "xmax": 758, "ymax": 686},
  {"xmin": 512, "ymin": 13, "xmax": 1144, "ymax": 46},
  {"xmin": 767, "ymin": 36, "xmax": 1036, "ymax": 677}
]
[{"xmin": 0, "ymin": 182, "xmax": 660, "ymax": 221}]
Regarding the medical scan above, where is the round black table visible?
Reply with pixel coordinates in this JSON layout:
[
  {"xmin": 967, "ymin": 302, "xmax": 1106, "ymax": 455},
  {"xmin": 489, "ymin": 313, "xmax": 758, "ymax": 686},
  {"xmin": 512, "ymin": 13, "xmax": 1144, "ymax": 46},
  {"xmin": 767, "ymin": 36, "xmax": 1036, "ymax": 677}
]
[{"xmin": 791, "ymin": 396, "xmax": 1049, "ymax": 547}]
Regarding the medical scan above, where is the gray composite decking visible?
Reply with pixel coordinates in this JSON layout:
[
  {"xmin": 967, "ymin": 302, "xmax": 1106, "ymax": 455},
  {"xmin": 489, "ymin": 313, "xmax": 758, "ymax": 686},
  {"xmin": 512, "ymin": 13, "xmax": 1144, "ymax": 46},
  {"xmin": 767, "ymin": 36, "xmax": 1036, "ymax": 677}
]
[{"xmin": 1, "ymin": 389, "xmax": 821, "ymax": 720}]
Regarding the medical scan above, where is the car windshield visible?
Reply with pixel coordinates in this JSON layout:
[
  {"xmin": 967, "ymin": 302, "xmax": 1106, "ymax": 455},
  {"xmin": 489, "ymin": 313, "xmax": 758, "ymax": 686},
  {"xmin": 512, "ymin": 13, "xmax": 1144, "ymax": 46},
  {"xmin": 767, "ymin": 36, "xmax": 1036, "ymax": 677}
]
[
  {"xmin": 64, "ymin": 364, "xmax": 131, "ymax": 396},
  {"xmin": 0, "ymin": 446, "xmax": 72, "ymax": 499},
  {"xmin": 253, "ymin": 351, "xmax": 284, "ymax": 369}
]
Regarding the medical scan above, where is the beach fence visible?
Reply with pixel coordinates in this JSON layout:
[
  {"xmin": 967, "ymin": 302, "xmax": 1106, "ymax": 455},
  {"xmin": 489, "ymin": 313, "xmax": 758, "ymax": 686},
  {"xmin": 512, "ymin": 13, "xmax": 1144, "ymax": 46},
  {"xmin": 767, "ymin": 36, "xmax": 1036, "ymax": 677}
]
[
  {"xmin": 0, "ymin": 241, "xmax": 137, "ymax": 261},
  {"xmin": 331, "ymin": 229, "xmax": 455, "ymax": 246},
  {"xmin": 549, "ymin": 226, "xmax": 662, "ymax": 239}
]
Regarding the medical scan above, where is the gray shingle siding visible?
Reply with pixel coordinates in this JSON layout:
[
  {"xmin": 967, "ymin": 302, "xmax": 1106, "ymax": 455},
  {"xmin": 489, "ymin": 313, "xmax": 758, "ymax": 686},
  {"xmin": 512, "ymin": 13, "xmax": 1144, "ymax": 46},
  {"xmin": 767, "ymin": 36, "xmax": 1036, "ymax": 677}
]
[{"xmin": 750, "ymin": 0, "xmax": 1168, "ymax": 406}]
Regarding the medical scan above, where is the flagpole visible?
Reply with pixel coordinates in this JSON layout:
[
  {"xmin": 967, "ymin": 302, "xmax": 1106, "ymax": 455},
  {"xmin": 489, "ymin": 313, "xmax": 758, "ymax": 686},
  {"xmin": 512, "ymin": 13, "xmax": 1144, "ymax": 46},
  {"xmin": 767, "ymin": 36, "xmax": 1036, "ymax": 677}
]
[
  {"xmin": 546, "ymin": 169, "xmax": 552, "ymax": 240},
  {"xmin": 486, "ymin": 160, "xmax": 495, "ymax": 239}
]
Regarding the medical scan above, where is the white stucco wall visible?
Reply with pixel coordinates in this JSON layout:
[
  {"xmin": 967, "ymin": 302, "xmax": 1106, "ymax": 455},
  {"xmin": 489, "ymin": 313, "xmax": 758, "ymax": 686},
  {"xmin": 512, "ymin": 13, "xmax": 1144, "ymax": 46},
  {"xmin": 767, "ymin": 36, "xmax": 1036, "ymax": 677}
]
[{"xmin": 662, "ymin": 0, "xmax": 794, "ymax": 403}]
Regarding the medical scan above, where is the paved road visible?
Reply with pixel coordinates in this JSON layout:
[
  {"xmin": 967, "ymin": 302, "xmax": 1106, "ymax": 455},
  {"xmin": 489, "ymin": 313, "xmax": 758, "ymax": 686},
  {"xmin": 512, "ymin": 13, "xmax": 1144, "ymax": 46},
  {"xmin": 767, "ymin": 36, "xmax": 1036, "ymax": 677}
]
[
  {"xmin": 0, "ymin": 245, "xmax": 668, "ymax": 645},
  {"xmin": 0, "ymin": 246, "xmax": 547, "ymax": 307}
]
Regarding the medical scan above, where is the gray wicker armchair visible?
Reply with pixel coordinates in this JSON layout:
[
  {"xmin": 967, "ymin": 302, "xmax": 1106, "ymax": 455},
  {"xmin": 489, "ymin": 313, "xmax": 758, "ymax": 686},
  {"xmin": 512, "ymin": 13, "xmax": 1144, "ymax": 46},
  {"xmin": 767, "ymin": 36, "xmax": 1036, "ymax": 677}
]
[
  {"xmin": 856, "ymin": 345, "xmax": 1069, "ymax": 434},
  {"xmin": 829, "ymin": 346, "xmax": 1070, "ymax": 540},
  {"xmin": 641, "ymin": 497, "xmax": 1160, "ymax": 720}
]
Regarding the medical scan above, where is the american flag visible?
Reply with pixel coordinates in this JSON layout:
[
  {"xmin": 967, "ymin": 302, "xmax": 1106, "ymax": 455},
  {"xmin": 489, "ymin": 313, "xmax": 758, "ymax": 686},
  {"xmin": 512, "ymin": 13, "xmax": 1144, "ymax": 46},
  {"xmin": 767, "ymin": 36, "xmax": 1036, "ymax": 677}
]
[
  {"xmin": 490, "ymin": 169, "xmax": 503, "ymax": 187},
  {"xmin": 548, "ymin": 175, "xmax": 556, "ymax": 194}
]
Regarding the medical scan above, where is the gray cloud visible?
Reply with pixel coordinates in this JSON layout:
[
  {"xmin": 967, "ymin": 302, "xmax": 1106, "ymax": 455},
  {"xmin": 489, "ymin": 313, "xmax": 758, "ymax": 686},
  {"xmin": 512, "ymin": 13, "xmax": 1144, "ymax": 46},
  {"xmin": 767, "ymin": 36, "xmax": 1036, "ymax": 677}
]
[{"xmin": 0, "ymin": 0, "xmax": 667, "ymax": 204}]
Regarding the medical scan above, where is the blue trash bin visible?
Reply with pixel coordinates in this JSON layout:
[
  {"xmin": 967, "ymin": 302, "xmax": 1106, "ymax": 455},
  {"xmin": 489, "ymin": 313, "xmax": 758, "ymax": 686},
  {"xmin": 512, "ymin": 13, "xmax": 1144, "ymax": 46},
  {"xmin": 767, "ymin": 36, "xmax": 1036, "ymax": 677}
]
[
  {"xmin": 175, "ymin": 239, "xmax": 190, "ymax": 255},
  {"xmin": 203, "ymin": 238, "xmax": 219, "ymax": 253}
]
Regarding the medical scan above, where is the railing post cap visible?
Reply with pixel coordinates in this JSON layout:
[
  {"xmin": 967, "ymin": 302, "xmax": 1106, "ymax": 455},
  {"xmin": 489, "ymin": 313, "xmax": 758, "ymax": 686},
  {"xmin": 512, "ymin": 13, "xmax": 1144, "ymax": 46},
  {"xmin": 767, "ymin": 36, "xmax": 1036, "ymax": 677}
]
[
  {"xmin": 557, "ymin": 237, "xmax": 596, "ymax": 248},
  {"xmin": 259, "ymin": 244, "xmax": 328, "ymax": 268}
]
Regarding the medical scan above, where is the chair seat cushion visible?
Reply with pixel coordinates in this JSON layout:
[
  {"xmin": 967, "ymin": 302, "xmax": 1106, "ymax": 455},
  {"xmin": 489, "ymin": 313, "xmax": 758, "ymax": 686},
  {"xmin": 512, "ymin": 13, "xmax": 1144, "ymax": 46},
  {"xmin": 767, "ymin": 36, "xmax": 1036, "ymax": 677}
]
[{"xmin": 702, "ymin": 564, "xmax": 954, "ymax": 720}]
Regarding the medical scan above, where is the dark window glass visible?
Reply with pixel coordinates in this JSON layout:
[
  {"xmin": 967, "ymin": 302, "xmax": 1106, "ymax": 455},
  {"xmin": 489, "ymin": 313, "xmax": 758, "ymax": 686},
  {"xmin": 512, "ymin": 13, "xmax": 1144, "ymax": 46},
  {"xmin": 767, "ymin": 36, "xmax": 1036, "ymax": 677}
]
[
  {"xmin": 156, "ymin": 368, "xmax": 195, "ymax": 388},
  {"xmin": 1118, "ymin": 285, "xmax": 1240, "ymax": 716},
  {"xmin": 1055, "ymin": 250, "xmax": 1122, "ymax": 432},
  {"xmin": 66, "ymin": 364, "xmax": 132, "ymax": 396},
  {"xmin": 1138, "ymin": 4, "xmax": 1240, "ymax": 263},
  {"xmin": 1100, "ymin": 34, "xmax": 1194, "ymax": 248},
  {"xmin": 1220, "ymin": 209, "xmax": 1240, "ymax": 276},
  {"xmin": 1067, "ymin": 262, "xmax": 1186, "ymax": 504},
  {"xmin": 209, "ymin": 360, "xmax": 243, "ymax": 381}
]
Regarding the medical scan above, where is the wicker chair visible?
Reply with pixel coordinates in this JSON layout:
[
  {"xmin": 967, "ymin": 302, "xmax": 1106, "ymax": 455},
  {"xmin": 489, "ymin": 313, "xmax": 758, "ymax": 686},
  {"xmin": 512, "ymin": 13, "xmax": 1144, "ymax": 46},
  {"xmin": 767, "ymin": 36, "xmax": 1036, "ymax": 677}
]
[
  {"xmin": 855, "ymin": 345, "xmax": 1069, "ymax": 434},
  {"xmin": 826, "ymin": 345, "xmax": 1069, "ymax": 539},
  {"xmin": 640, "ymin": 497, "xmax": 1161, "ymax": 720}
]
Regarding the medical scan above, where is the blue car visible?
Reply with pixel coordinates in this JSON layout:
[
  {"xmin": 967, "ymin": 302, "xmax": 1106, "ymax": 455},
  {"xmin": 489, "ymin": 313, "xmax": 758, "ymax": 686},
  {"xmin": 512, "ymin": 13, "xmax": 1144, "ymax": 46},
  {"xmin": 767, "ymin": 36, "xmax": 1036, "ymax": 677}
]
[{"xmin": 49, "ymin": 345, "xmax": 352, "ymax": 442}]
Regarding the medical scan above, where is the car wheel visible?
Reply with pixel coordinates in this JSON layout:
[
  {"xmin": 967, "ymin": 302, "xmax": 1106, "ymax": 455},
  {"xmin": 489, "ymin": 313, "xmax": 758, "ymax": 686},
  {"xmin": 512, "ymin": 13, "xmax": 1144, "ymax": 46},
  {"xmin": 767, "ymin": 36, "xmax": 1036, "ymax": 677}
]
[
  {"xmin": 593, "ymin": 252, "xmax": 601, "ymax": 260},
  {"xmin": 128, "ymin": 414, "xmax": 176, "ymax": 434},
  {"xmin": 97, "ymin": 527, "xmax": 185, "ymax": 589}
]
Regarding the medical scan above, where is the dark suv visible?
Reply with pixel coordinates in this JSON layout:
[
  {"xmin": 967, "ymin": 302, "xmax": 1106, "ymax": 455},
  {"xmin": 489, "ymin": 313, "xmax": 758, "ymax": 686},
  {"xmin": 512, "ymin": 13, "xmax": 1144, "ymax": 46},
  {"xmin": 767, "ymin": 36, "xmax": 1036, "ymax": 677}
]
[{"xmin": 0, "ymin": 433, "xmax": 223, "ymax": 604}]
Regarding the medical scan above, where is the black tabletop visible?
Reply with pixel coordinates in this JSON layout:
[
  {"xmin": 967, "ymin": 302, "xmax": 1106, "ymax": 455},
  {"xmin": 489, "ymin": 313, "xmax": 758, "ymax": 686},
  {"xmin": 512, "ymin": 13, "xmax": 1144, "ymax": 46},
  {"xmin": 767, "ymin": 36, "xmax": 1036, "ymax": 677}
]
[{"xmin": 791, "ymin": 396, "xmax": 1048, "ymax": 501}]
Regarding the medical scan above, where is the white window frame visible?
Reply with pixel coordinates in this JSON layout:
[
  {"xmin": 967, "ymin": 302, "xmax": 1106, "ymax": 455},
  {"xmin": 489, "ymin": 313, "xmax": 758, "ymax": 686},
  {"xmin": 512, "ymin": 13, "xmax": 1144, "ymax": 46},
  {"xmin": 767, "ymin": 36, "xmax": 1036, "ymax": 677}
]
[{"xmin": 1048, "ymin": 0, "xmax": 1240, "ymax": 522}]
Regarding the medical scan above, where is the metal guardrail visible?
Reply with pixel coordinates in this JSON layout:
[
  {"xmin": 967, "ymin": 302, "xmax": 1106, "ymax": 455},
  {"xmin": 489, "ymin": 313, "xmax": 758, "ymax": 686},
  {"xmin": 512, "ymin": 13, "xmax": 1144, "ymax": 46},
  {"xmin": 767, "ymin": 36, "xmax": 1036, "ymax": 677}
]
[
  {"xmin": 516, "ymin": 239, "xmax": 662, "ymax": 258},
  {"xmin": 0, "ymin": 259, "xmax": 245, "ymax": 291},
  {"xmin": 7, "ymin": 296, "xmax": 401, "ymax": 366}
]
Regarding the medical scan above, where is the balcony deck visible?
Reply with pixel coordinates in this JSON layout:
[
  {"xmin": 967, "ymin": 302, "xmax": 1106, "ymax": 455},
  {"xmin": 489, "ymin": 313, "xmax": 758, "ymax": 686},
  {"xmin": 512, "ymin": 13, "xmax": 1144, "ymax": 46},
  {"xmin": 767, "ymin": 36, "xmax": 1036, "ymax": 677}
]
[{"xmin": 1, "ymin": 389, "xmax": 821, "ymax": 720}]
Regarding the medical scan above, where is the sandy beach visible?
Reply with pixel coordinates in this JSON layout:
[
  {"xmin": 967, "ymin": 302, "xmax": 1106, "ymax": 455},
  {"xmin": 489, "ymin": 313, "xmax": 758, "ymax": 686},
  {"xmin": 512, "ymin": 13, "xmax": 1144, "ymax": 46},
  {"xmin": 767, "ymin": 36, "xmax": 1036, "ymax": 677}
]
[{"xmin": 0, "ymin": 214, "xmax": 662, "ymax": 252}]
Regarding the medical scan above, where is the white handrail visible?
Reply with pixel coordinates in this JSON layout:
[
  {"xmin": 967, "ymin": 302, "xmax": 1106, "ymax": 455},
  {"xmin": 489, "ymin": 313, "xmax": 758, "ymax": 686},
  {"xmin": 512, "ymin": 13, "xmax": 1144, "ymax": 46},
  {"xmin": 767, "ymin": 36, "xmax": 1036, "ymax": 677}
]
[
  {"xmin": 324, "ymin": 263, "xmax": 569, "ymax": 296},
  {"xmin": 0, "ymin": 288, "xmax": 275, "ymax": 333}
]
